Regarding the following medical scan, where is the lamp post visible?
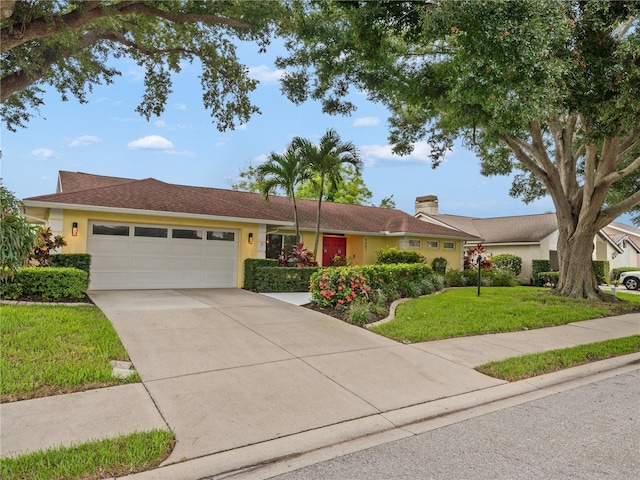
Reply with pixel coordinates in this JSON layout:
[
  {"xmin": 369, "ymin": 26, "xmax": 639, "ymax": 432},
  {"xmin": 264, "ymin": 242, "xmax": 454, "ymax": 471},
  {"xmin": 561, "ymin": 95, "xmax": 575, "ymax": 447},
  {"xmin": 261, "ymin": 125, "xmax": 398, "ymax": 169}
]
[{"xmin": 477, "ymin": 255, "xmax": 482, "ymax": 296}]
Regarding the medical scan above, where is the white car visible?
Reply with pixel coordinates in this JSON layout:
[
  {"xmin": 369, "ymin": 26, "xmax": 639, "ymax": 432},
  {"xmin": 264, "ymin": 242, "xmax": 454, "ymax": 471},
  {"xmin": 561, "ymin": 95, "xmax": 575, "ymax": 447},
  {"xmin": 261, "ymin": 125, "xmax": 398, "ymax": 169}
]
[{"xmin": 619, "ymin": 271, "xmax": 640, "ymax": 290}]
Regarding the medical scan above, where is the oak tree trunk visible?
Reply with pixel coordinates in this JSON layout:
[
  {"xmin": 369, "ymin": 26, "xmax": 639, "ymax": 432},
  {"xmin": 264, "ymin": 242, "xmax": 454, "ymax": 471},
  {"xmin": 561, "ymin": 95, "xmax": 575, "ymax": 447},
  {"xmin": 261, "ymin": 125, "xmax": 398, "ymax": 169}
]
[{"xmin": 555, "ymin": 221, "xmax": 600, "ymax": 299}]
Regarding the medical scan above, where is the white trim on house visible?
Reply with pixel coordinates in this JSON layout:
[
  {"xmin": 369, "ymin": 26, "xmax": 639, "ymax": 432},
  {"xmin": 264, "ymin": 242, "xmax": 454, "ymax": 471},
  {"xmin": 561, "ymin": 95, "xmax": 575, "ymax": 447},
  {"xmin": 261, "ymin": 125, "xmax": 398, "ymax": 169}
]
[{"xmin": 22, "ymin": 201, "xmax": 294, "ymax": 227}]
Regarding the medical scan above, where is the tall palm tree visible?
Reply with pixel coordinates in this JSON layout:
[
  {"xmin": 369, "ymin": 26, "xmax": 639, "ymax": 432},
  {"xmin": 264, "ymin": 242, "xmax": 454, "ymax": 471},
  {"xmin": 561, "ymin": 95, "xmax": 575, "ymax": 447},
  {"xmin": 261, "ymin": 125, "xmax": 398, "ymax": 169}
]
[
  {"xmin": 255, "ymin": 143, "xmax": 312, "ymax": 242},
  {"xmin": 293, "ymin": 129, "xmax": 363, "ymax": 257}
]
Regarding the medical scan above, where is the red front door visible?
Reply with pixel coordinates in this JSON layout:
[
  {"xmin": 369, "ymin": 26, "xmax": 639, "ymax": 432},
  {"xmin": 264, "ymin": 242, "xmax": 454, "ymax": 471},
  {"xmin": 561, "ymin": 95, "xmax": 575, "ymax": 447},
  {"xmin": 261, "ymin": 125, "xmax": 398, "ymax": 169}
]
[{"xmin": 322, "ymin": 236, "xmax": 347, "ymax": 267}]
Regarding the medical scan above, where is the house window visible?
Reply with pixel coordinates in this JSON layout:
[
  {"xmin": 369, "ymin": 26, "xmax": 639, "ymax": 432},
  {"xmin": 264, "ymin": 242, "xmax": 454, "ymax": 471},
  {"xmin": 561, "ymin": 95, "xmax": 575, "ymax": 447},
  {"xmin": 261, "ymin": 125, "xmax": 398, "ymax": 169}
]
[
  {"xmin": 135, "ymin": 226, "xmax": 168, "ymax": 238},
  {"xmin": 266, "ymin": 233, "xmax": 298, "ymax": 259},
  {"xmin": 408, "ymin": 239, "xmax": 422, "ymax": 248},
  {"xmin": 426, "ymin": 240, "xmax": 439, "ymax": 249},
  {"xmin": 172, "ymin": 229, "xmax": 203, "ymax": 240},
  {"xmin": 444, "ymin": 241, "xmax": 455, "ymax": 250},
  {"xmin": 207, "ymin": 231, "xmax": 235, "ymax": 241},
  {"xmin": 92, "ymin": 224, "xmax": 130, "ymax": 236}
]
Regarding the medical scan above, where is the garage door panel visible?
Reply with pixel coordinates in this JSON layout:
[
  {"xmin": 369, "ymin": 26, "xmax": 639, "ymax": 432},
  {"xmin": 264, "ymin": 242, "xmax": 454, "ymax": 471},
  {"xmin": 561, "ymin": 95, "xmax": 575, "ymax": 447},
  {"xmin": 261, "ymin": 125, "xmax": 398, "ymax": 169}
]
[
  {"xmin": 131, "ymin": 256, "xmax": 170, "ymax": 269},
  {"xmin": 168, "ymin": 257, "xmax": 204, "ymax": 270},
  {"xmin": 169, "ymin": 242, "xmax": 203, "ymax": 255},
  {"xmin": 87, "ymin": 222, "xmax": 238, "ymax": 290},
  {"xmin": 131, "ymin": 241, "xmax": 169, "ymax": 256},
  {"xmin": 92, "ymin": 255, "xmax": 131, "ymax": 270}
]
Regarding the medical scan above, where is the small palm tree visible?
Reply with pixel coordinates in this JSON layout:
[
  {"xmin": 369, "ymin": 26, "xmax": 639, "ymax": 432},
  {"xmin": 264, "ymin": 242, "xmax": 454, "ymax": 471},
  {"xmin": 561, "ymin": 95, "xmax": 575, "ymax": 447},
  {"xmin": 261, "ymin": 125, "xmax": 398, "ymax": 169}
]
[
  {"xmin": 293, "ymin": 129, "xmax": 363, "ymax": 257},
  {"xmin": 255, "ymin": 143, "xmax": 312, "ymax": 241}
]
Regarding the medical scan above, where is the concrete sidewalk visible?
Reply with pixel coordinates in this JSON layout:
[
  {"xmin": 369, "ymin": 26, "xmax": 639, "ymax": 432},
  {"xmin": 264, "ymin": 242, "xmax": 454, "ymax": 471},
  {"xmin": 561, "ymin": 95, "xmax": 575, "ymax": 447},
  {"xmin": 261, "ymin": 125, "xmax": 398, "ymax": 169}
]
[{"xmin": 1, "ymin": 289, "xmax": 638, "ymax": 480}]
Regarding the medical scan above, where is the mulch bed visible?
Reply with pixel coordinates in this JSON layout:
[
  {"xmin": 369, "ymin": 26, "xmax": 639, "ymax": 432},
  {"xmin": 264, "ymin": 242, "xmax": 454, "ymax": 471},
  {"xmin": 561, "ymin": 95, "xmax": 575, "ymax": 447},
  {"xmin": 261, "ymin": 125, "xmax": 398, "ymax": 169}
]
[{"xmin": 302, "ymin": 302, "xmax": 390, "ymax": 325}]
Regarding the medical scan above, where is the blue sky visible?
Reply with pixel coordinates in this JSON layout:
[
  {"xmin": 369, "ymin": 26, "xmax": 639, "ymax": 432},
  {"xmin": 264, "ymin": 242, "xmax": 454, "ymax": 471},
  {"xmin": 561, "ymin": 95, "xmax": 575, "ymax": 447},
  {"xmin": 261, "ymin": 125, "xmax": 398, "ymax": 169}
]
[{"xmin": 1, "ymin": 39, "xmax": 633, "ymax": 225}]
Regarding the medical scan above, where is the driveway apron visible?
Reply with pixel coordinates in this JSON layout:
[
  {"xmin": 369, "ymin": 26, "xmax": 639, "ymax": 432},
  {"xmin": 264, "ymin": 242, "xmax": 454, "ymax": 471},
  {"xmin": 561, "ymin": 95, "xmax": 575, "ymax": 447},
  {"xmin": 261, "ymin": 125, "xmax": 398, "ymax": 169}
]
[{"xmin": 89, "ymin": 289, "xmax": 504, "ymax": 464}]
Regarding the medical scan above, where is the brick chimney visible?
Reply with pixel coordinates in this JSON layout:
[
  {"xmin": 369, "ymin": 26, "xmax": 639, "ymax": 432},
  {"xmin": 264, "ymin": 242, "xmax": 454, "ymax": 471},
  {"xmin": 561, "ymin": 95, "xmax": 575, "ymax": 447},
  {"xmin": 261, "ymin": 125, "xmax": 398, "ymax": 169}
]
[{"xmin": 415, "ymin": 195, "xmax": 438, "ymax": 216}]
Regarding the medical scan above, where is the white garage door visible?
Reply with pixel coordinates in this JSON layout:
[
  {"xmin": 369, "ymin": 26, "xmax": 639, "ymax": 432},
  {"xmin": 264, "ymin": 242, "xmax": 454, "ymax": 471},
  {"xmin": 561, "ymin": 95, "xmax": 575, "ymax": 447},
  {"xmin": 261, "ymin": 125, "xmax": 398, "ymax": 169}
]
[{"xmin": 87, "ymin": 222, "xmax": 238, "ymax": 290}]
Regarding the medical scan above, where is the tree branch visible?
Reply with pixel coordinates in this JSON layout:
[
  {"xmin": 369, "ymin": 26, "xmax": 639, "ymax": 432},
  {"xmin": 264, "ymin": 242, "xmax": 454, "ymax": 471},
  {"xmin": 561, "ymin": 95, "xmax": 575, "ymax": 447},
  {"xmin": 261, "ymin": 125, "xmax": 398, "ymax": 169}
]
[
  {"xmin": 1, "ymin": 1, "xmax": 252, "ymax": 54},
  {"xmin": 597, "ymin": 188, "xmax": 640, "ymax": 229}
]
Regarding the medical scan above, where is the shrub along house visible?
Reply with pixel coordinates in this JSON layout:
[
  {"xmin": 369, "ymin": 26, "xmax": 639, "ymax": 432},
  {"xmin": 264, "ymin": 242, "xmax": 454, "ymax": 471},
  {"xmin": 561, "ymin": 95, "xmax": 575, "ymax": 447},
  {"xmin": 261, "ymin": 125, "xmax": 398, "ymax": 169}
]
[
  {"xmin": 22, "ymin": 171, "xmax": 477, "ymax": 290},
  {"xmin": 415, "ymin": 195, "xmax": 639, "ymax": 284}
]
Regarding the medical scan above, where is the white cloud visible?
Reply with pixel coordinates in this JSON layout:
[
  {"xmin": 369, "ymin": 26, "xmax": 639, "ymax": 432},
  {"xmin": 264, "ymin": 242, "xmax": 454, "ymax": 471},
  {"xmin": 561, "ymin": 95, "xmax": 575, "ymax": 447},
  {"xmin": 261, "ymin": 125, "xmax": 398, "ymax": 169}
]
[
  {"xmin": 31, "ymin": 148, "xmax": 55, "ymax": 159},
  {"xmin": 154, "ymin": 120, "xmax": 167, "ymax": 128},
  {"xmin": 175, "ymin": 103, "xmax": 187, "ymax": 110},
  {"xmin": 248, "ymin": 65, "xmax": 284, "ymax": 84},
  {"xmin": 69, "ymin": 135, "xmax": 101, "ymax": 147},
  {"xmin": 127, "ymin": 135, "xmax": 174, "ymax": 150},
  {"xmin": 353, "ymin": 116, "xmax": 380, "ymax": 128},
  {"xmin": 359, "ymin": 141, "xmax": 445, "ymax": 166},
  {"xmin": 252, "ymin": 153, "xmax": 269, "ymax": 164},
  {"xmin": 237, "ymin": 124, "xmax": 248, "ymax": 131}
]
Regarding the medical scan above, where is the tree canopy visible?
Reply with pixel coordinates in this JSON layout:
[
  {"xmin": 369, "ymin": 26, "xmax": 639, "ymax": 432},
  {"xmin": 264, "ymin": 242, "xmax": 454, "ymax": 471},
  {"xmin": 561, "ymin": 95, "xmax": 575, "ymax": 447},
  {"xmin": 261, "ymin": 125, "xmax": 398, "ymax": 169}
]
[
  {"xmin": 1, "ymin": 0, "xmax": 286, "ymax": 131},
  {"xmin": 278, "ymin": 0, "xmax": 640, "ymax": 298}
]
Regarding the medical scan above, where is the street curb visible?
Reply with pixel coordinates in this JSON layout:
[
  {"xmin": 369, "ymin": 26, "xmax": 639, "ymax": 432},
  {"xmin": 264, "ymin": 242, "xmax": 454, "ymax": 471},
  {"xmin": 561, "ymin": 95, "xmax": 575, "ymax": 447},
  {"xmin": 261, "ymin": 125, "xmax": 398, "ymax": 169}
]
[{"xmin": 121, "ymin": 353, "xmax": 640, "ymax": 480}]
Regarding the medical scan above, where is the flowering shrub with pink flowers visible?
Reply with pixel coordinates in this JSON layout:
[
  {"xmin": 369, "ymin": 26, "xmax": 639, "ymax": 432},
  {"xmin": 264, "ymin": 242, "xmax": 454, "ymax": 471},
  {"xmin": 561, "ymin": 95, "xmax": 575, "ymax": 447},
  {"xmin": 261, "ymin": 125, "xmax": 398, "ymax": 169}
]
[{"xmin": 310, "ymin": 267, "xmax": 372, "ymax": 310}]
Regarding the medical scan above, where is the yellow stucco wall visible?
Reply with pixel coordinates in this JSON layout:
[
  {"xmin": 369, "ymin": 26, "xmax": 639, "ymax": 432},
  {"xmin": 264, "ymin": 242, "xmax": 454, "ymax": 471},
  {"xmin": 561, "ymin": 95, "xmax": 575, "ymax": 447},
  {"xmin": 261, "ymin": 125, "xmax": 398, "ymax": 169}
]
[
  {"xmin": 53, "ymin": 209, "xmax": 259, "ymax": 288},
  {"xmin": 35, "ymin": 207, "xmax": 466, "ymax": 288}
]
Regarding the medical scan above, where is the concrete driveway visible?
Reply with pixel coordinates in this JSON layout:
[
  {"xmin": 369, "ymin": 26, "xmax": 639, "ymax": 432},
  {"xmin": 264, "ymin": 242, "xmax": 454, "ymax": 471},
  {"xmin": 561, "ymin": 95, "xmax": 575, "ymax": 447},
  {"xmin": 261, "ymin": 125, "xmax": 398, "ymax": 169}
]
[{"xmin": 89, "ymin": 288, "xmax": 505, "ymax": 466}]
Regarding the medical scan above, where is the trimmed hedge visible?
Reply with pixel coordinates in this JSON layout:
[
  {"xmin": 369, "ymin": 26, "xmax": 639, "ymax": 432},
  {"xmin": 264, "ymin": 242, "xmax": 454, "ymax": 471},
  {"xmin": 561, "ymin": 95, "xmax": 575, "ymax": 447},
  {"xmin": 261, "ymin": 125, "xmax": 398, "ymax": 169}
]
[
  {"xmin": 243, "ymin": 258, "xmax": 277, "ymax": 290},
  {"xmin": 611, "ymin": 267, "xmax": 640, "ymax": 282},
  {"xmin": 592, "ymin": 260, "xmax": 610, "ymax": 285},
  {"xmin": 0, "ymin": 267, "xmax": 89, "ymax": 300},
  {"xmin": 532, "ymin": 259, "xmax": 552, "ymax": 285},
  {"xmin": 536, "ymin": 271, "xmax": 560, "ymax": 287},
  {"xmin": 492, "ymin": 254, "xmax": 522, "ymax": 276},
  {"xmin": 376, "ymin": 247, "xmax": 425, "ymax": 264},
  {"xmin": 444, "ymin": 269, "xmax": 518, "ymax": 287},
  {"xmin": 253, "ymin": 266, "xmax": 321, "ymax": 292},
  {"xmin": 50, "ymin": 253, "xmax": 92, "ymax": 274},
  {"xmin": 310, "ymin": 264, "xmax": 436, "ymax": 310}
]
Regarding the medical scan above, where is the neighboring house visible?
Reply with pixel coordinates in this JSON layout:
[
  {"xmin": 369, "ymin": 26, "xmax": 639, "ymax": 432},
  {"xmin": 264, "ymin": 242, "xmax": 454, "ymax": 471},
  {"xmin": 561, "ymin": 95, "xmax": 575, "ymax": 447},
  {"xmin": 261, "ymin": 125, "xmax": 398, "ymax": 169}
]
[
  {"xmin": 414, "ymin": 195, "xmax": 639, "ymax": 284},
  {"xmin": 603, "ymin": 222, "xmax": 640, "ymax": 270},
  {"xmin": 22, "ymin": 172, "xmax": 478, "ymax": 290}
]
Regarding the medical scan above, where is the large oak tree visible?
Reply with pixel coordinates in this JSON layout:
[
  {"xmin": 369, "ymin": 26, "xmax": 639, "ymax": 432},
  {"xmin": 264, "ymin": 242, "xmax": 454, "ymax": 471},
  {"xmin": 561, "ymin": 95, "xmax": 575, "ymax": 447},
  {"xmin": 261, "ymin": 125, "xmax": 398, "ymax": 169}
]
[
  {"xmin": 278, "ymin": 0, "xmax": 640, "ymax": 299},
  {"xmin": 1, "ymin": 0, "xmax": 286, "ymax": 131}
]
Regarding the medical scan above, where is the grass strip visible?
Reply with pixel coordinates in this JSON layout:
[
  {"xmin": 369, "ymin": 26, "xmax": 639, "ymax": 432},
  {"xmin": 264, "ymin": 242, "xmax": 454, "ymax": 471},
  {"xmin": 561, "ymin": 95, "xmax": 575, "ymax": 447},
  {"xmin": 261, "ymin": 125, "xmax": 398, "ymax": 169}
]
[
  {"xmin": 0, "ymin": 429, "xmax": 174, "ymax": 480},
  {"xmin": 1, "ymin": 305, "xmax": 139, "ymax": 402},
  {"xmin": 476, "ymin": 335, "xmax": 640, "ymax": 381},
  {"xmin": 370, "ymin": 287, "xmax": 640, "ymax": 342}
]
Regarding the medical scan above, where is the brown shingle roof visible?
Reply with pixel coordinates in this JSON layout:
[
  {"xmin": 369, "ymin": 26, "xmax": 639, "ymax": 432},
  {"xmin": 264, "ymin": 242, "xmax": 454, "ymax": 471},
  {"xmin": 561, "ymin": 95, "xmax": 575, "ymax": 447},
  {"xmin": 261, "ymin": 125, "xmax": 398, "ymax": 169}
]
[
  {"xmin": 58, "ymin": 171, "xmax": 135, "ymax": 193},
  {"xmin": 430, "ymin": 213, "xmax": 558, "ymax": 243},
  {"xmin": 26, "ymin": 172, "xmax": 477, "ymax": 239}
]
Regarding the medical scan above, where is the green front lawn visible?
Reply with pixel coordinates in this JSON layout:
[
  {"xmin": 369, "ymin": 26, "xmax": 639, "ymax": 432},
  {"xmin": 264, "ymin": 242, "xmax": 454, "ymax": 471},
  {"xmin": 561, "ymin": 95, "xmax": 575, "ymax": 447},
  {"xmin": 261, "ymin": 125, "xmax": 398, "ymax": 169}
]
[
  {"xmin": 369, "ymin": 287, "xmax": 640, "ymax": 343},
  {"xmin": 0, "ymin": 304, "xmax": 174, "ymax": 480},
  {"xmin": 1, "ymin": 305, "xmax": 140, "ymax": 402},
  {"xmin": 0, "ymin": 430, "xmax": 174, "ymax": 480},
  {"xmin": 476, "ymin": 335, "xmax": 640, "ymax": 381}
]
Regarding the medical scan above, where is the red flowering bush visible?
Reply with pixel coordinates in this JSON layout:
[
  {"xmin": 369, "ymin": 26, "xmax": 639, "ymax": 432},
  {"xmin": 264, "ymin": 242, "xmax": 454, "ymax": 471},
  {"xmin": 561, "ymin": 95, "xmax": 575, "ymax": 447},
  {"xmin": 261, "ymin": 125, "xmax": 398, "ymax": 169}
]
[{"xmin": 310, "ymin": 267, "xmax": 372, "ymax": 311}]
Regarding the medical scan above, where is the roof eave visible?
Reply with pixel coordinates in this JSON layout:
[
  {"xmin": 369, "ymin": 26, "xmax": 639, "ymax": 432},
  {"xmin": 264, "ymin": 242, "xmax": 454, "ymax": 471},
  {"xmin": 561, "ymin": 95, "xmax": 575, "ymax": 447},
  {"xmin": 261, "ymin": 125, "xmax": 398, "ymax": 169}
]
[{"xmin": 22, "ymin": 200, "xmax": 294, "ymax": 227}]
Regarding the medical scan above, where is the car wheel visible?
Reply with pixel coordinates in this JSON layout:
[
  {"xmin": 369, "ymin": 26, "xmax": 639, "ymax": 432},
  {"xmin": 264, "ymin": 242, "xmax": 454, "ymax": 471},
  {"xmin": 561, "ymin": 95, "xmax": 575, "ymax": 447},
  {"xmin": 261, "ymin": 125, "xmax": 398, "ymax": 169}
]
[{"xmin": 623, "ymin": 277, "xmax": 639, "ymax": 290}]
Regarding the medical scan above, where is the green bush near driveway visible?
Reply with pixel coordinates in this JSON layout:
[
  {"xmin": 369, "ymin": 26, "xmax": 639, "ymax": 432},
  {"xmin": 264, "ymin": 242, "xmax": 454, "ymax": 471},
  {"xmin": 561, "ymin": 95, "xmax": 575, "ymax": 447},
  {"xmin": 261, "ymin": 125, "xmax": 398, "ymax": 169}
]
[
  {"xmin": 0, "ymin": 267, "xmax": 88, "ymax": 300},
  {"xmin": 243, "ymin": 258, "xmax": 278, "ymax": 290},
  {"xmin": 310, "ymin": 264, "xmax": 436, "ymax": 310},
  {"xmin": 376, "ymin": 247, "xmax": 426, "ymax": 264},
  {"xmin": 370, "ymin": 287, "xmax": 640, "ymax": 343},
  {"xmin": 254, "ymin": 266, "xmax": 321, "ymax": 292},
  {"xmin": 50, "ymin": 253, "xmax": 92, "ymax": 274},
  {"xmin": 1, "ymin": 305, "xmax": 139, "ymax": 402}
]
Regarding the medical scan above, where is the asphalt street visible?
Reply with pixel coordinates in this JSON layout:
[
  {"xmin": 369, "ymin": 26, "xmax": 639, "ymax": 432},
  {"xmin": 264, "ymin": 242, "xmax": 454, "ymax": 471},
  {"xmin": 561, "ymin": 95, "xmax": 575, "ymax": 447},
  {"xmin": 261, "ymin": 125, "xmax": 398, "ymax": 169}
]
[{"xmin": 268, "ymin": 369, "xmax": 640, "ymax": 480}]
